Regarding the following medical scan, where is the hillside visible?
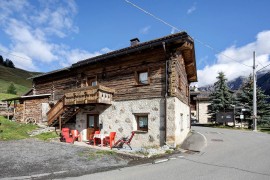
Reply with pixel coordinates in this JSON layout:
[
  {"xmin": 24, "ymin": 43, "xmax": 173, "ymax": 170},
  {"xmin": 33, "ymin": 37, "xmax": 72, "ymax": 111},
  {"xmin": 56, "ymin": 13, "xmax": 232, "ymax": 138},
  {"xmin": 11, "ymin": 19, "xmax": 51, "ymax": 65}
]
[{"xmin": 0, "ymin": 65, "xmax": 40, "ymax": 96}]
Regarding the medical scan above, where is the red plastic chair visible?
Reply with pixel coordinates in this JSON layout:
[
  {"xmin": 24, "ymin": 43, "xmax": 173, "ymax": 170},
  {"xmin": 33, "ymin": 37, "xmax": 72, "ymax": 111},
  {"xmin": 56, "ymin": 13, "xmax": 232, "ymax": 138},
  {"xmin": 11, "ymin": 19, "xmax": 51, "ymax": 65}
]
[
  {"xmin": 71, "ymin": 130, "xmax": 79, "ymax": 141},
  {"xmin": 104, "ymin": 132, "xmax": 116, "ymax": 149},
  {"xmin": 61, "ymin": 128, "xmax": 74, "ymax": 143},
  {"xmin": 93, "ymin": 131, "xmax": 101, "ymax": 145},
  {"xmin": 112, "ymin": 131, "xmax": 135, "ymax": 150}
]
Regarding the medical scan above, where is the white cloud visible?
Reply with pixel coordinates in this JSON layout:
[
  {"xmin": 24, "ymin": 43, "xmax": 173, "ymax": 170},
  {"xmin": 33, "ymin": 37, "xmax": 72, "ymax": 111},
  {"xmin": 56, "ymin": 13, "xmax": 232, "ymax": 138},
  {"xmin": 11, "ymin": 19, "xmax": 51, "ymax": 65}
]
[
  {"xmin": 197, "ymin": 30, "xmax": 270, "ymax": 87},
  {"xmin": 139, "ymin": 26, "xmax": 151, "ymax": 34},
  {"xmin": 0, "ymin": 0, "xmax": 112, "ymax": 72},
  {"xmin": 171, "ymin": 28, "xmax": 177, "ymax": 34},
  {"xmin": 4, "ymin": 19, "xmax": 57, "ymax": 63},
  {"xmin": 0, "ymin": 43, "xmax": 38, "ymax": 71},
  {"xmin": 55, "ymin": 44, "xmax": 113, "ymax": 68},
  {"xmin": 187, "ymin": 3, "xmax": 197, "ymax": 15}
]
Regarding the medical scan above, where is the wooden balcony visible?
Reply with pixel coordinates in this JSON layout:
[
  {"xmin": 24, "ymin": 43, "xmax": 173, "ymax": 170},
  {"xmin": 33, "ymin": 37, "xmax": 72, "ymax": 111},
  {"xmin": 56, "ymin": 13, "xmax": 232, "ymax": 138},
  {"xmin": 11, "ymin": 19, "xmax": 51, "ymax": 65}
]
[{"xmin": 64, "ymin": 85, "xmax": 115, "ymax": 105}]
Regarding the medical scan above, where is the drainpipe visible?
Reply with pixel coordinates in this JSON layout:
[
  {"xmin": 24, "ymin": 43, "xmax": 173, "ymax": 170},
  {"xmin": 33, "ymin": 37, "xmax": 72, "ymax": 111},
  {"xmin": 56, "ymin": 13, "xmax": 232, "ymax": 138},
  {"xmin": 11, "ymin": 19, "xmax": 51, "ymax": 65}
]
[{"xmin": 163, "ymin": 42, "xmax": 168, "ymax": 145}]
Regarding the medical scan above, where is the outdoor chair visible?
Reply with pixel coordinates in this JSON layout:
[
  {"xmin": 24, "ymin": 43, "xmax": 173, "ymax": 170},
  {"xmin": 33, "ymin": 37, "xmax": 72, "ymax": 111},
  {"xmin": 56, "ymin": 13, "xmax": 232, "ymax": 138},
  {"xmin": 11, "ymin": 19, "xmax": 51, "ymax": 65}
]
[
  {"xmin": 112, "ymin": 131, "xmax": 135, "ymax": 150},
  {"xmin": 104, "ymin": 132, "xmax": 116, "ymax": 149},
  {"xmin": 60, "ymin": 128, "xmax": 74, "ymax": 143},
  {"xmin": 71, "ymin": 129, "xmax": 79, "ymax": 141},
  {"xmin": 89, "ymin": 130, "xmax": 100, "ymax": 145}
]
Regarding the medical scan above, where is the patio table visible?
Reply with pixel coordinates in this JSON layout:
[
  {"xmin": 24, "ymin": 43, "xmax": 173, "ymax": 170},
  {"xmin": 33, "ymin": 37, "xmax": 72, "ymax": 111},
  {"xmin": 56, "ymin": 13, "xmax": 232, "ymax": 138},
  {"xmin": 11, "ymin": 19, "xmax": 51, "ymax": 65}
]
[{"xmin": 93, "ymin": 134, "xmax": 109, "ymax": 147}]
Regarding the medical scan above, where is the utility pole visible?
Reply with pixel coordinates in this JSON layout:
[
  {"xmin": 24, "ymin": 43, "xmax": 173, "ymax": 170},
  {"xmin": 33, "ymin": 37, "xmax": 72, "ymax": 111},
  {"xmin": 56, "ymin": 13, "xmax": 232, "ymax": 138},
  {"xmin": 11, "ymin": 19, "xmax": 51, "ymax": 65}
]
[{"xmin": 253, "ymin": 51, "xmax": 257, "ymax": 131}]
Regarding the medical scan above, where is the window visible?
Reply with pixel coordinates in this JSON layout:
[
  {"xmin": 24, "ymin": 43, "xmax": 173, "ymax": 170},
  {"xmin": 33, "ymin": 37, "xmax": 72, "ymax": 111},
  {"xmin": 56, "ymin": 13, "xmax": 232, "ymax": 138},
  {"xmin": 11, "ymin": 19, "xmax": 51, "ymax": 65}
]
[
  {"xmin": 91, "ymin": 80, "xmax": 97, "ymax": 86},
  {"xmin": 136, "ymin": 115, "xmax": 148, "ymax": 132},
  {"xmin": 87, "ymin": 77, "xmax": 97, "ymax": 87},
  {"xmin": 139, "ymin": 72, "xmax": 148, "ymax": 84},
  {"xmin": 180, "ymin": 113, "xmax": 183, "ymax": 131},
  {"xmin": 135, "ymin": 70, "xmax": 149, "ymax": 85},
  {"xmin": 186, "ymin": 85, "xmax": 189, "ymax": 97}
]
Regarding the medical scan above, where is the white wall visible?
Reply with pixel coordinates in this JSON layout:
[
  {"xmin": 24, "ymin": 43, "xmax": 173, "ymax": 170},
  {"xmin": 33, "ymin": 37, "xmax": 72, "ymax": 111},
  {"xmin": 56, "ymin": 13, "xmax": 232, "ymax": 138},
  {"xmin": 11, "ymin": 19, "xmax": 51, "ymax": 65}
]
[
  {"xmin": 166, "ymin": 97, "xmax": 190, "ymax": 147},
  {"xmin": 198, "ymin": 101, "xmax": 211, "ymax": 124}
]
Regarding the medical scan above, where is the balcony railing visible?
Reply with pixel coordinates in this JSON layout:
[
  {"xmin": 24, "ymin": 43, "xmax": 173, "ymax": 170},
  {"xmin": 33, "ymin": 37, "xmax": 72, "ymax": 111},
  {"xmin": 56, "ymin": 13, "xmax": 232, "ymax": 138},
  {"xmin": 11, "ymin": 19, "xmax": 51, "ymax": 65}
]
[{"xmin": 64, "ymin": 85, "xmax": 115, "ymax": 105}]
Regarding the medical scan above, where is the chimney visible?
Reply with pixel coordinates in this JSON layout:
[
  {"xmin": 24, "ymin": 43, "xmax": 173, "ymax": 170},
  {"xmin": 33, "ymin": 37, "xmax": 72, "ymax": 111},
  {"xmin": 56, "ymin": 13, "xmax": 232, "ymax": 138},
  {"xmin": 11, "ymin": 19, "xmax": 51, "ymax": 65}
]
[{"xmin": 130, "ymin": 38, "xmax": 140, "ymax": 46}]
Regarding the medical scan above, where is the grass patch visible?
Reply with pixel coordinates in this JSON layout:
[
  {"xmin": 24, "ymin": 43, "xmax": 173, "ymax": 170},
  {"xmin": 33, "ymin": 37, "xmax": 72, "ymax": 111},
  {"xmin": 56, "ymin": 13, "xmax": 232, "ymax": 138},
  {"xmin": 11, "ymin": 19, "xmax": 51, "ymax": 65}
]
[
  {"xmin": 165, "ymin": 150, "xmax": 173, "ymax": 154},
  {"xmin": 0, "ymin": 116, "xmax": 37, "ymax": 141},
  {"xmin": 0, "ymin": 93, "xmax": 17, "ymax": 101},
  {"xmin": 78, "ymin": 150, "xmax": 116, "ymax": 160},
  {"xmin": 259, "ymin": 128, "xmax": 270, "ymax": 134},
  {"xmin": 96, "ymin": 150, "xmax": 116, "ymax": 156},
  {"xmin": 0, "ymin": 65, "xmax": 41, "ymax": 95},
  {"xmin": 33, "ymin": 132, "xmax": 59, "ymax": 141}
]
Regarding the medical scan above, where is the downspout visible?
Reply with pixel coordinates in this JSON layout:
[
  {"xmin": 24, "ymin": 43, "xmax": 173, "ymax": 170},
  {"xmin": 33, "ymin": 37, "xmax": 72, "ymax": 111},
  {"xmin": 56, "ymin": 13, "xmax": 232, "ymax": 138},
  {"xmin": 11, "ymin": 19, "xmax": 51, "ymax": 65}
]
[{"xmin": 162, "ymin": 42, "xmax": 168, "ymax": 145}]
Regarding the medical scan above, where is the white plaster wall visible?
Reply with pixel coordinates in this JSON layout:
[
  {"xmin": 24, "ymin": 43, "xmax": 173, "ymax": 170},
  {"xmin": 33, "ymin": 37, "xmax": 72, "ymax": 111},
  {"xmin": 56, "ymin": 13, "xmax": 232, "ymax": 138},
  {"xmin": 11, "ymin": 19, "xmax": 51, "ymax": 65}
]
[
  {"xmin": 166, "ymin": 97, "xmax": 190, "ymax": 147},
  {"xmin": 198, "ymin": 101, "xmax": 211, "ymax": 124}
]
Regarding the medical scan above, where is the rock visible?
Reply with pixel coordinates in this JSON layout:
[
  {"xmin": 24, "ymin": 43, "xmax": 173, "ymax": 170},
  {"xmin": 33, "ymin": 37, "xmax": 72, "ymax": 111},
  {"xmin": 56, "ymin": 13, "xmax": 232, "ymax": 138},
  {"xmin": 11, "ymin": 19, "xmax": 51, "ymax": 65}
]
[{"xmin": 125, "ymin": 118, "xmax": 131, "ymax": 123}]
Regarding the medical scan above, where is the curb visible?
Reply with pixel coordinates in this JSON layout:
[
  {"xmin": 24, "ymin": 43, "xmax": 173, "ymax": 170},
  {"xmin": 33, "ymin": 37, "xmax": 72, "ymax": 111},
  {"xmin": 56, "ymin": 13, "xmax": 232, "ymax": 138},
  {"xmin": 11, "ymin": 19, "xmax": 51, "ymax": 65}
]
[
  {"xmin": 153, "ymin": 158, "xmax": 169, "ymax": 164},
  {"xmin": 152, "ymin": 154, "xmax": 187, "ymax": 164}
]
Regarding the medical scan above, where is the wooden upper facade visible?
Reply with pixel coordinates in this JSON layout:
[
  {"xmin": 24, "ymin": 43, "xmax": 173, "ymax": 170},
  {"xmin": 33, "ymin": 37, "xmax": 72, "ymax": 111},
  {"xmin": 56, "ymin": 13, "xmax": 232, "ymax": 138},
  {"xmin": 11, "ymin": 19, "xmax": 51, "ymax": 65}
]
[{"xmin": 31, "ymin": 32, "xmax": 197, "ymax": 105}]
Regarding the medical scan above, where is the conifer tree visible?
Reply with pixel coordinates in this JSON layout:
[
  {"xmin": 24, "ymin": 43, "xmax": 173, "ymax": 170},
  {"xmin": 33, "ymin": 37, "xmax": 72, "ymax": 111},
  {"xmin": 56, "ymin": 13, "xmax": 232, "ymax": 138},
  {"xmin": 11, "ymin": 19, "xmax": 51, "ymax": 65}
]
[
  {"xmin": 208, "ymin": 72, "xmax": 233, "ymax": 120},
  {"xmin": 0, "ymin": 55, "xmax": 4, "ymax": 65},
  {"xmin": 4, "ymin": 59, "xmax": 15, "ymax": 68},
  {"xmin": 7, "ymin": 83, "xmax": 17, "ymax": 95},
  {"xmin": 235, "ymin": 75, "xmax": 270, "ymax": 125}
]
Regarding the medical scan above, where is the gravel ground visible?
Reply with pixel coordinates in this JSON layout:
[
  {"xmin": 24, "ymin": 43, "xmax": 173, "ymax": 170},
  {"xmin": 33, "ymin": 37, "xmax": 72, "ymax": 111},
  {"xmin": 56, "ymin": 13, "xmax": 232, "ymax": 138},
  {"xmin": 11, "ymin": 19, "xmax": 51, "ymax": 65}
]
[{"xmin": 0, "ymin": 139, "xmax": 133, "ymax": 179}]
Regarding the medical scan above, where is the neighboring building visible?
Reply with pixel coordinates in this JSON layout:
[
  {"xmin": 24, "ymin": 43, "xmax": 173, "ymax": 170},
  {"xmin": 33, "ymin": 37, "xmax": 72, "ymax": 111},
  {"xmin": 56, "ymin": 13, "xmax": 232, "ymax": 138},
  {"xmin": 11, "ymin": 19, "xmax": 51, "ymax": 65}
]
[
  {"xmin": 190, "ymin": 89, "xmax": 211, "ymax": 124},
  {"xmin": 4, "ymin": 32, "xmax": 197, "ymax": 148}
]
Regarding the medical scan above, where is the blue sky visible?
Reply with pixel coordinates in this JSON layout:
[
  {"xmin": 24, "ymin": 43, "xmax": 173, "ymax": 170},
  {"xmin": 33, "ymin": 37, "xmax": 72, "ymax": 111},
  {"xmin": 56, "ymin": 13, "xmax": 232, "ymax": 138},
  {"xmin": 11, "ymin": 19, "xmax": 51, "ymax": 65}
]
[{"xmin": 0, "ymin": 0, "xmax": 270, "ymax": 86}]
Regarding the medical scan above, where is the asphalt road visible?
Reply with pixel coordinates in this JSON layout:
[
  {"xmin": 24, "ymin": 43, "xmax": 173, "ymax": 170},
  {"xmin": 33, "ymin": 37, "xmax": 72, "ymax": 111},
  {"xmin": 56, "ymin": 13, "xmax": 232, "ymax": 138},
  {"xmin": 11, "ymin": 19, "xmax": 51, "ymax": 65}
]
[{"xmin": 66, "ymin": 126, "xmax": 270, "ymax": 180}]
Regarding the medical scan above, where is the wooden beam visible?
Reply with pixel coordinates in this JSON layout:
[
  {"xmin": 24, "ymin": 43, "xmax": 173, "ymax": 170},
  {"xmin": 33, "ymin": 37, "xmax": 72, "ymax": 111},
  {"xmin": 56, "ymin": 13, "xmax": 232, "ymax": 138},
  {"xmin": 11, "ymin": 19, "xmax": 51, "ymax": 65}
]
[
  {"xmin": 178, "ymin": 42, "xmax": 193, "ymax": 51},
  {"xmin": 59, "ymin": 116, "xmax": 62, "ymax": 130},
  {"xmin": 185, "ymin": 61, "xmax": 194, "ymax": 68}
]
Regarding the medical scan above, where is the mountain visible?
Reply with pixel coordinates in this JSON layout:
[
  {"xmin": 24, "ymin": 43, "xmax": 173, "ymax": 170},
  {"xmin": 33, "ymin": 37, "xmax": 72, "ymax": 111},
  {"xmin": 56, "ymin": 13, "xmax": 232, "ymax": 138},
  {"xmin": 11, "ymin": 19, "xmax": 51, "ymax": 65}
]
[
  {"xmin": 199, "ymin": 72, "xmax": 270, "ymax": 96},
  {"xmin": 0, "ymin": 65, "xmax": 40, "ymax": 96},
  {"xmin": 257, "ymin": 72, "xmax": 270, "ymax": 96}
]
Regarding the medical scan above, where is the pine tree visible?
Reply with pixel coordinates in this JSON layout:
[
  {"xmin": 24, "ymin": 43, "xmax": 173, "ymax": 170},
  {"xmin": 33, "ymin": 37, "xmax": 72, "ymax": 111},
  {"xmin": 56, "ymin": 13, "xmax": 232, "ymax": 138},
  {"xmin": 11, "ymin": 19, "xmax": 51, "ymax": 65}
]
[
  {"xmin": 4, "ymin": 59, "xmax": 15, "ymax": 68},
  {"xmin": 208, "ymin": 72, "xmax": 233, "ymax": 121},
  {"xmin": 0, "ymin": 55, "xmax": 4, "ymax": 65},
  {"xmin": 6, "ymin": 83, "xmax": 17, "ymax": 95},
  {"xmin": 236, "ymin": 75, "xmax": 270, "ymax": 126}
]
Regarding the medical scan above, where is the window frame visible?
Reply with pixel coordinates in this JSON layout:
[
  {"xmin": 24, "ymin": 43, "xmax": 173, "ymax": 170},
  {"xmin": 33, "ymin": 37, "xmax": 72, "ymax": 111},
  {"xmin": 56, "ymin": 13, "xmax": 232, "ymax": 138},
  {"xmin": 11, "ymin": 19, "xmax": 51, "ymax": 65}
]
[
  {"xmin": 135, "ymin": 69, "xmax": 150, "ymax": 86},
  {"xmin": 86, "ymin": 76, "xmax": 98, "ymax": 87},
  {"xmin": 134, "ymin": 114, "xmax": 149, "ymax": 132}
]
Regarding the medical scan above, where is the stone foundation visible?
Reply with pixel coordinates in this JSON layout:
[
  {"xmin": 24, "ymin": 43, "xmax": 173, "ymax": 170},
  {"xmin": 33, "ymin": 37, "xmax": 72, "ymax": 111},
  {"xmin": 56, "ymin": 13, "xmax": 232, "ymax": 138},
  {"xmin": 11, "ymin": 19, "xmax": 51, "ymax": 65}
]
[{"xmin": 75, "ymin": 97, "xmax": 190, "ymax": 148}]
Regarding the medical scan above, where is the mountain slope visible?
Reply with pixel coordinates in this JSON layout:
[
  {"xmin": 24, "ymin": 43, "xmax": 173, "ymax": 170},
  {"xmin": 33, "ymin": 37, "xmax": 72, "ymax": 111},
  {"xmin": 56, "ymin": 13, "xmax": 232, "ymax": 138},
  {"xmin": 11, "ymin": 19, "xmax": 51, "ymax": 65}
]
[
  {"xmin": 0, "ymin": 65, "xmax": 40, "ymax": 96},
  {"xmin": 199, "ymin": 72, "xmax": 270, "ymax": 96}
]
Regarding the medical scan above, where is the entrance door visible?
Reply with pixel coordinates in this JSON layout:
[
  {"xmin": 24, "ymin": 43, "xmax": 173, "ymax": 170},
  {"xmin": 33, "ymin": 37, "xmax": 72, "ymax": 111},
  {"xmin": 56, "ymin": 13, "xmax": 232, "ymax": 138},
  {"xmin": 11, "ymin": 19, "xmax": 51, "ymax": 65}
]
[{"xmin": 87, "ymin": 115, "xmax": 99, "ymax": 140}]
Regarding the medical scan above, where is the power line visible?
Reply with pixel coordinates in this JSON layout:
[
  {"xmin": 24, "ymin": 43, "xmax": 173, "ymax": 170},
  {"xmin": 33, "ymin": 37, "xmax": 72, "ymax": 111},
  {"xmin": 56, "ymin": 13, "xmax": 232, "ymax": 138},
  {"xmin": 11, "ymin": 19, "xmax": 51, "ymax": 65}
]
[
  {"xmin": 257, "ymin": 63, "xmax": 270, "ymax": 72},
  {"xmin": 124, "ymin": 0, "xmax": 252, "ymax": 68},
  {"xmin": 257, "ymin": 71, "xmax": 270, "ymax": 84},
  {"xmin": 0, "ymin": 49, "xmax": 32, "ymax": 61}
]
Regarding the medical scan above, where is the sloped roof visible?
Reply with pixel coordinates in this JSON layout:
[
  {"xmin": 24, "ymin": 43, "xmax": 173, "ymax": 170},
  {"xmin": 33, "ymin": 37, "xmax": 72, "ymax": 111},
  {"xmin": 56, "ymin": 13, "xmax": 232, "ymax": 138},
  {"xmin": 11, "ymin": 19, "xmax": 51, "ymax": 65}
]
[{"xmin": 31, "ymin": 31, "xmax": 197, "ymax": 82}]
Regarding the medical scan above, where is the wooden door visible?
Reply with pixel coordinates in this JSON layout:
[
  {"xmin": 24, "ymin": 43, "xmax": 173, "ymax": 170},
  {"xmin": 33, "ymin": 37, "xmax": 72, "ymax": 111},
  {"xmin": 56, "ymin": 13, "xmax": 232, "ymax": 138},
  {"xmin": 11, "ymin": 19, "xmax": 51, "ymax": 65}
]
[{"xmin": 87, "ymin": 114, "xmax": 99, "ymax": 140}]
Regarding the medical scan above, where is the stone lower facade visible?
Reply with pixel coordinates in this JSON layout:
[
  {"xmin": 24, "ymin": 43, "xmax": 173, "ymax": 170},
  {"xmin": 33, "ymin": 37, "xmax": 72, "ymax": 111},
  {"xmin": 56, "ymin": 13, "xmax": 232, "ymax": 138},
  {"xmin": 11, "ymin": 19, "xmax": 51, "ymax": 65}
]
[
  {"xmin": 73, "ymin": 97, "xmax": 190, "ymax": 148},
  {"xmin": 166, "ymin": 97, "xmax": 190, "ymax": 147}
]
